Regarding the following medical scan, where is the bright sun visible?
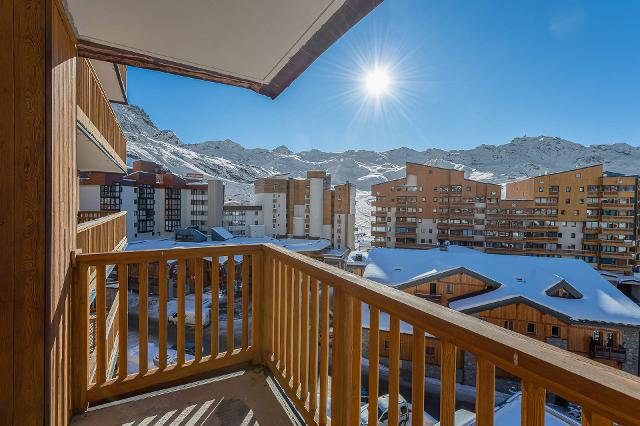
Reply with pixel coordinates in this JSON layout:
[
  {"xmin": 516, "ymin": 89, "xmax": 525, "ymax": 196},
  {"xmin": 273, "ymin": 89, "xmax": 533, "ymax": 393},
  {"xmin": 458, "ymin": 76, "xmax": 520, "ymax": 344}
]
[{"xmin": 364, "ymin": 68, "xmax": 390, "ymax": 96}]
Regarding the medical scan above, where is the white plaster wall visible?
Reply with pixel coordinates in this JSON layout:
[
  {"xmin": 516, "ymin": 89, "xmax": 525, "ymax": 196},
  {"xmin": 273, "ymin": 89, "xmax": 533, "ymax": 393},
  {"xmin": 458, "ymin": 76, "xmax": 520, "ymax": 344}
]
[
  {"xmin": 121, "ymin": 186, "xmax": 137, "ymax": 239},
  {"xmin": 309, "ymin": 178, "xmax": 323, "ymax": 238},
  {"xmin": 558, "ymin": 222, "xmax": 583, "ymax": 249},
  {"xmin": 79, "ymin": 185, "xmax": 101, "ymax": 211}
]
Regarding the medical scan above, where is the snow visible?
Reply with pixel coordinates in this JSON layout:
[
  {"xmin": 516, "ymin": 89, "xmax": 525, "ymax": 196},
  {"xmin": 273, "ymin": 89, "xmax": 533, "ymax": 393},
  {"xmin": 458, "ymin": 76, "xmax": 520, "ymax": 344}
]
[
  {"xmin": 116, "ymin": 104, "xmax": 640, "ymax": 196},
  {"xmin": 471, "ymin": 392, "xmax": 579, "ymax": 426},
  {"xmin": 364, "ymin": 246, "xmax": 640, "ymax": 326},
  {"xmin": 125, "ymin": 236, "xmax": 331, "ymax": 253}
]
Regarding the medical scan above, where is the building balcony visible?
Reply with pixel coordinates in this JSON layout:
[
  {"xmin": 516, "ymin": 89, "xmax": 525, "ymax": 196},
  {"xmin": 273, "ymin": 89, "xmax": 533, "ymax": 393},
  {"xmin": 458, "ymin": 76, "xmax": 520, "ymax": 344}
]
[
  {"xmin": 77, "ymin": 58, "xmax": 128, "ymax": 173},
  {"xmin": 371, "ymin": 210, "xmax": 387, "ymax": 217},
  {"xmin": 590, "ymin": 340, "xmax": 627, "ymax": 363},
  {"xmin": 70, "ymin": 244, "xmax": 640, "ymax": 425},
  {"xmin": 76, "ymin": 211, "xmax": 127, "ymax": 255}
]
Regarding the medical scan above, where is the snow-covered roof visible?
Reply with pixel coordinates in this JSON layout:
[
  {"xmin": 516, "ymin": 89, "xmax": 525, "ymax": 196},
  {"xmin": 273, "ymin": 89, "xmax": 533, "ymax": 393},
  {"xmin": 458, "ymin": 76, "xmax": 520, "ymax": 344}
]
[
  {"xmin": 210, "ymin": 227, "xmax": 233, "ymax": 241},
  {"xmin": 468, "ymin": 392, "xmax": 579, "ymax": 426},
  {"xmin": 346, "ymin": 250, "xmax": 368, "ymax": 267},
  {"xmin": 126, "ymin": 236, "xmax": 331, "ymax": 254},
  {"xmin": 363, "ymin": 246, "xmax": 640, "ymax": 326}
]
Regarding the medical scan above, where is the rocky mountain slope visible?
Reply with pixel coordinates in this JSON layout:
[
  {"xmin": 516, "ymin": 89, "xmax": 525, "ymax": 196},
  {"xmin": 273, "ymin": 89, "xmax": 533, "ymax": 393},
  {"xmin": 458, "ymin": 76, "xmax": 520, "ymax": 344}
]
[{"xmin": 115, "ymin": 103, "xmax": 640, "ymax": 190}]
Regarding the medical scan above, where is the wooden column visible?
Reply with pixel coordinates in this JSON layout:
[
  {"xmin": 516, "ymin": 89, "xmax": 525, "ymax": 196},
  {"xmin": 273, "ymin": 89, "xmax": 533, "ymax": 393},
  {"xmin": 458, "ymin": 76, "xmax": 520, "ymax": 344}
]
[
  {"xmin": 1, "ymin": 0, "xmax": 78, "ymax": 423},
  {"xmin": 330, "ymin": 287, "xmax": 357, "ymax": 425}
]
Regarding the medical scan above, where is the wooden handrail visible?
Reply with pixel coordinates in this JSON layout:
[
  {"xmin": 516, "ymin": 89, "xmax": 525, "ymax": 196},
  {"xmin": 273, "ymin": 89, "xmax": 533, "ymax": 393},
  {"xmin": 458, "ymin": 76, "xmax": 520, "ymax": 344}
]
[
  {"xmin": 76, "ymin": 211, "xmax": 127, "ymax": 255},
  {"xmin": 71, "ymin": 243, "xmax": 640, "ymax": 425},
  {"xmin": 77, "ymin": 58, "xmax": 127, "ymax": 162}
]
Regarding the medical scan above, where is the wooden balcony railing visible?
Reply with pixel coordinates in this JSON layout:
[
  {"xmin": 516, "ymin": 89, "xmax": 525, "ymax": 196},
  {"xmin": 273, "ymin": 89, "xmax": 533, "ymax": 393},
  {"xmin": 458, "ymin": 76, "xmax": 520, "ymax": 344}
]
[
  {"xmin": 77, "ymin": 58, "xmax": 127, "ymax": 163},
  {"xmin": 72, "ymin": 243, "xmax": 640, "ymax": 425},
  {"xmin": 77, "ymin": 211, "xmax": 127, "ymax": 255}
]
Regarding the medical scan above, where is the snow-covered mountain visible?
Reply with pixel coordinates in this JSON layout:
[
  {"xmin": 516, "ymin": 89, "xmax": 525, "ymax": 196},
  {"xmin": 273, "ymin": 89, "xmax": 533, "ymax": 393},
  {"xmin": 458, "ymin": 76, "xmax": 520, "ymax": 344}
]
[
  {"xmin": 115, "ymin": 103, "xmax": 640, "ymax": 190},
  {"xmin": 113, "ymin": 103, "xmax": 640, "ymax": 244}
]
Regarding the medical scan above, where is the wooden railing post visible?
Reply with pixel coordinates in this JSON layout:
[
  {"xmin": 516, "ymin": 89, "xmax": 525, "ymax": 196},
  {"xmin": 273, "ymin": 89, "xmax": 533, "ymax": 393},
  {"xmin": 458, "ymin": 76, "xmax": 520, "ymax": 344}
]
[
  {"xmin": 71, "ymin": 257, "xmax": 89, "ymax": 413},
  {"xmin": 330, "ymin": 287, "xmax": 358, "ymax": 425},
  {"xmin": 255, "ymin": 250, "xmax": 269, "ymax": 364}
]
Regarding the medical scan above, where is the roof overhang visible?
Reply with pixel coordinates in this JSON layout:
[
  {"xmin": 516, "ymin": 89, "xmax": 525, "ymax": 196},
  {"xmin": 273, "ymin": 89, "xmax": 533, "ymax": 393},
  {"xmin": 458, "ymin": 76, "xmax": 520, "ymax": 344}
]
[
  {"xmin": 393, "ymin": 266, "xmax": 503, "ymax": 291},
  {"xmin": 89, "ymin": 59, "xmax": 127, "ymax": 103},
  {"xmin": 63, "ymin": 0, "xmax": 383, "ymax": 98}
]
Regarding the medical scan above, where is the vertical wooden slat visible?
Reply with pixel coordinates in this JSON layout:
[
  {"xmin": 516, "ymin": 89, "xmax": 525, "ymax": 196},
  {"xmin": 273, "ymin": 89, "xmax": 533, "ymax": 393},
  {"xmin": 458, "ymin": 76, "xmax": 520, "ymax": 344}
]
[
  {"xmin": 351, "ymin": 298, "xmax": 362, "ymax": 422},
  {"xmin": 177, "ymin": 259, "xmax": 186, "ymax": 366},
  {"xmin": 194, "ymin": 257, "xmax": 203, "ymax": 361},
  {"xmin": 253, "ymin": 252, "xmax": 264, "ymax": 362},
  {"xmin": 309, "ymin": 278, "xmax": 319, "ymax": 414},
  {"xmin": 117, "ymin": 263, "xmax": 128, "ymax": 380},
  {"xmin": 319, "ymin": 282, "xmax": 330, "ymax": 425},
  {"xmin": 440, "ymin": 340, "xmax": 457, "ymax": 426},
  {"xmin": 412, "ymin": 326, "xmax": 425, "ymax": 426},
  {"xmin": 72, "ymin": 265, "xmax": 89, "ymax": 412},
  {"xmin": 331, "ymin": 288, "xmax": 356, "ymax": 425},
  {"xmin": 279, "ymin": 261, "xmax": 286, "ymax": 371},
  {"xmin": 521, "ymin": 381, "xmax": 545, "ymax": 426},
  {"xmin": 95, "ymin": 265, "xmax": 107, "ymax": 384},
  {"xmin": 242, "ymin": 255, "xmax": 250, "ymax": 351},
  {"xmin": 300, "ymin": 273, "xmax": 310, "ymax": 404},
  {"xmin": 388, "ymin": 316, "xmax": 400, "ymax": 426},
  {"xmin": 476, "ymin": 358, "xmax": 495, "ymax": 426},
  {"xmin": 581, "ymin": 409, "xmax": 613, "ymax": 426},
  {"xmin": 158, "ymin": 260, "xmax": 167, "ymax": 369},
  {"xmin": 226, "ymin": 255, "xmax": 235, "ymax": 355},
  {"xmin": 293, "ymin": 269, "xmax": 300, "ymax": 391},
  {"xmin": 138, "ymin": 262, "xmax": 148, "ymax": 375},
  {"xmin": 210, "ymin": 256, "xmax": 219, "ymax": 358},
  {"xmin": 285, "ymin": 264, "xmax": 292, "ymax": 377},
  {"xmin": 368, "ymin": 306, "xmax": 380, "ymax": 426},
  {"xmin": 273, "ymin": 259, "xmax": 280, "ymax": 366}
]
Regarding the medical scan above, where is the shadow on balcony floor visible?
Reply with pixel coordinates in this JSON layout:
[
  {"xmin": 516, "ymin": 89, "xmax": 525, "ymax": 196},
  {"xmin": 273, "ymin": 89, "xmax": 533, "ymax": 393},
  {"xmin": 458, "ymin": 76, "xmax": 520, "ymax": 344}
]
[{"xmin": 71, "ymin": 368, "xmax": 301, "ymax": 425}]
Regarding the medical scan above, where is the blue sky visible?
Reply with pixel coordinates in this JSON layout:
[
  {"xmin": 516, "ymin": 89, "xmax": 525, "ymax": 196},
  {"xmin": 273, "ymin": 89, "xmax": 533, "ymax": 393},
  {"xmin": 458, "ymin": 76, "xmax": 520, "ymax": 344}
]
[{"xmin": 127, "ymin": 0, "xmax": 640, "ymax": 152}]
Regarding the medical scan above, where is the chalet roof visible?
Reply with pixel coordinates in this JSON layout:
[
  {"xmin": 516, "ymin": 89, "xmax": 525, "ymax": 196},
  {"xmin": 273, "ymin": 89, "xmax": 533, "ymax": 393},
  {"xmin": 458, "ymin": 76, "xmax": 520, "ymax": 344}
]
[
  {"xmin": 363, "ymin": 246, "xmax": 640, "ymax": 326},
  {"xmin": 63, "ymin": 0, "xmax": 382, "ymax": 98}
]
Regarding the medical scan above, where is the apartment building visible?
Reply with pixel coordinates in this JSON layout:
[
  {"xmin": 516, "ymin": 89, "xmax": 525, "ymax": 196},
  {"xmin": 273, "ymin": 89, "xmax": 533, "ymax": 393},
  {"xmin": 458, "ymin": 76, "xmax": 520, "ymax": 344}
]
[
  {"xmin": 371, "ymin": 163, "xmax": 640, "ymax": 274},
  {"xmin": 222, "ymin": 205, "xmax": 265, "ymax": 237},
  {"xmin": 254, "ymin": 171, "xmax": 356, "ymax": 250},
  {"xmin": 80, "ymin": 160, "xmax": 225, "ymax": 238}
]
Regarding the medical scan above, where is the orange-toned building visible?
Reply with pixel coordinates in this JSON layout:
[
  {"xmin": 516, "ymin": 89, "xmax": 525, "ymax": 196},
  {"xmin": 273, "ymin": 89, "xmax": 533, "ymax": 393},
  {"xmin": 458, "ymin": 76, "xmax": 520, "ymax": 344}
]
[{"xmin": 371, "ymin": 163, "xmax": 639, "ymax": 275}]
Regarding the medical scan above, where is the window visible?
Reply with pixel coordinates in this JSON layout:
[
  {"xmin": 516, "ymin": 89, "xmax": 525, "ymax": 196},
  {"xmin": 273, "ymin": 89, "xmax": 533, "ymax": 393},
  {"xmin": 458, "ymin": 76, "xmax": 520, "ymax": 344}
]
[
  {"xmin": 504, "ymin": 320, "xmax": 513, "ymax": 330},
  {"xmin": 445, "ymin": 283, "xmax": 453, "ymax": 294},
  {"xmin": 551, "ymin": 326, "xmax": 560, "ymax": 337},
  {"xmin": 429, "ymin": 282, "xmax": 437, "ymax": 295},
  {"xmin": 579, "ymin": 186, "xmax": 584, "ymax": 192},
  {"xmin": 565, "ymin": 186, "xmax": 571, "ymax": 192},
  {"xmin": 527, "ymin": 323, "xmax": 536, "ymax": 334},
  {"xmin": 425, "ymin": 347, "xmax": 435, "ymax": 356}
]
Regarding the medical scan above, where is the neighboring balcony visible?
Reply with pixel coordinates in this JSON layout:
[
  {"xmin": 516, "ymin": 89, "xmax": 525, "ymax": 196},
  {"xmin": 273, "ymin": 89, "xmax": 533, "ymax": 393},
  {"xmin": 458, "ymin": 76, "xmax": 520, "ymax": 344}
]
[
  {"xmin": 70, "ymin": 243, "xmax": 640, "ymax": 425},
  {"xmin": 76, "ymin": 58, "xmax": 128, "ymax": 174},
  {"xmin": 590, "ymin": 339, "xmax": 627, "ymax": 363},
  {"xmin": 76, "ymin": 211, "xmax": 127, "ymax": 255}
]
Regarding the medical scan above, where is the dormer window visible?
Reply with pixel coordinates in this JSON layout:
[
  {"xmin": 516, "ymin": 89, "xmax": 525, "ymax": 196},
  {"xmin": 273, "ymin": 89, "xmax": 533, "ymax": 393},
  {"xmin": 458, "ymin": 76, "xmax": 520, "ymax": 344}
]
[{"xmin": 545, "ymin": 280, "xmax": 583, "ymax": 299}]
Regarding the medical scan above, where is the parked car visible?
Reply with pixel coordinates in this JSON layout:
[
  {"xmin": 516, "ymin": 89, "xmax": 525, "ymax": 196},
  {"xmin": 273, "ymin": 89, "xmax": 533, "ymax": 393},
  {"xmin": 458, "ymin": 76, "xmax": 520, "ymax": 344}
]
[{"xmin": 360, "ymin": 394, "xmax": 410, "ymax": 426}]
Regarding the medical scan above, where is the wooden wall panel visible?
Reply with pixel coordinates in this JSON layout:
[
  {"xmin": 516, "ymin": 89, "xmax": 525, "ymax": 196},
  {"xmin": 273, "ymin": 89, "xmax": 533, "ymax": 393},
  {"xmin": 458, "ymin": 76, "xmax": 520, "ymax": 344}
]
[
  {"xmin": 9, "ymin": 0, "xmax": 47, "ymax": 423},
  {"xmin": 48, "ymin": 3, "xmax": 77, "ymax": 424},
  {"xmin": 0, "ymin": 0, "xmax": 16, "ymax": 421},
  {"xmin": 0, "ymin": 1, "xmax": 76, "ymax": 423}
]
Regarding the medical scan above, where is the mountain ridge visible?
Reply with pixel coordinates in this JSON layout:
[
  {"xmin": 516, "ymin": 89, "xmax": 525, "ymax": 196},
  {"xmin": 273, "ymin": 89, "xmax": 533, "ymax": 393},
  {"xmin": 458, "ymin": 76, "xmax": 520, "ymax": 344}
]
[{"xmin": 114, "ymin": 103, "xmax": 640, "ymax": 189}]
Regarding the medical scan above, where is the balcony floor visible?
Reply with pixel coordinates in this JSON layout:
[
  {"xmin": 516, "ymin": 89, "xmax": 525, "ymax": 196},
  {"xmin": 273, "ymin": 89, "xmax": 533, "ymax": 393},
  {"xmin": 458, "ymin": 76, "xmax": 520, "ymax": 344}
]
[{"xmin": 71, "ymin": 368, "xmax": 301, "ymax": 426}]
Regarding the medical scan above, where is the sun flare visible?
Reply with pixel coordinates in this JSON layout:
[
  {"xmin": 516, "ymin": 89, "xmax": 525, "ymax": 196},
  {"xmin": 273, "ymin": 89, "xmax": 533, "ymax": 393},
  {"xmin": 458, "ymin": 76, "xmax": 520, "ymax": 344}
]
[{"xmin": 364, "ymin": 68, "xmax": 391, "ymax": 96}]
